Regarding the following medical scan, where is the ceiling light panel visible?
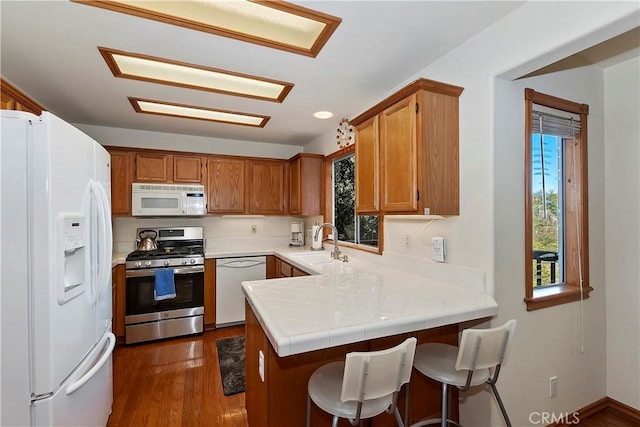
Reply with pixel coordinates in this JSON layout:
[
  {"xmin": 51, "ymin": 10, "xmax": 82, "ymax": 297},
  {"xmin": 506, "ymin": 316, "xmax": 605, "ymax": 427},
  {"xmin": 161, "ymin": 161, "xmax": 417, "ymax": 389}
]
[
  {"xmin": 129, "ymin": 98, "xmax": 270, "ymax": 127},
  {"xmin": 100, "ymin": 48, "xmax": 293, "ymax": 102},
  {"xmin": 75, "ymin": 0, "xmax": 341, "ymax": 57}
]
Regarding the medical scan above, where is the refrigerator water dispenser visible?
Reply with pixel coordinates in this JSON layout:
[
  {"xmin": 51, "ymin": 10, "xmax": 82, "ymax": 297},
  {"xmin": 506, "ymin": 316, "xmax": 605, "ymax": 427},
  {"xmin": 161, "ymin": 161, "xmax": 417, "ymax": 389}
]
[{"xmin": 58, "ymin": 214, "xmax": 87, "ymax": 304}]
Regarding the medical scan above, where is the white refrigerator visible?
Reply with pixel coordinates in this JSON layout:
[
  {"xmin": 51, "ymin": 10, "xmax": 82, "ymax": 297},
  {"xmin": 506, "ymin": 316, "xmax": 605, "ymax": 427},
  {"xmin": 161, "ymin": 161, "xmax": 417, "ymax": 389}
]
[{"xmin": 1, "ymin": 110, "xmax": 115, "ymax": 426}]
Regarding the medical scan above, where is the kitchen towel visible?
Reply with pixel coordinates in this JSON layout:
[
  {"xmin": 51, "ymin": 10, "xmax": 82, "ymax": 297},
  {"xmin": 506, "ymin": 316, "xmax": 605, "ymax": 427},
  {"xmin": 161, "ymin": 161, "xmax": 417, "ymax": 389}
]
[{"xmin": 154, "ymin": 269, "xmax": 176, "ymax": 301}]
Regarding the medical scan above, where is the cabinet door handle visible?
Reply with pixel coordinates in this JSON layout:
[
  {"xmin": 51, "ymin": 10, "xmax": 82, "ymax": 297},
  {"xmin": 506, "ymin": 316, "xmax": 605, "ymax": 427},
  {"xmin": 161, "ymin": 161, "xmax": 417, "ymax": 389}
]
[{"xmin": 416, "ymin": 190, "xmax": 420, "ymax": 201}]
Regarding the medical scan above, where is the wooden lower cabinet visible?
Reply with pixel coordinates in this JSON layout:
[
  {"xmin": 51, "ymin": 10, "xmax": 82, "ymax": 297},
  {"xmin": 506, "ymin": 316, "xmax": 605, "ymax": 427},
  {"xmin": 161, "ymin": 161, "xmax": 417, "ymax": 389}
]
[
  {"xmin": 266, "ymin": 256, "xmax": 278, "ymax": 279},
  {"xmin": 204, "ymin": 259, "xmax": 216, "ymax": 330},
  {"xmin": 245, "ymin": 303, "xmax": 459, "ymax": 427},
  {"xmin": 112, "ymin": 264, "xmax": 126, "ymax": 341},
  {"xmin": 269, "ymin": 256, "xmax": 309, "ymax": 278},
  {"xmin": 292, "ymin": 267, "xmax": 308, "ymax": 277}
]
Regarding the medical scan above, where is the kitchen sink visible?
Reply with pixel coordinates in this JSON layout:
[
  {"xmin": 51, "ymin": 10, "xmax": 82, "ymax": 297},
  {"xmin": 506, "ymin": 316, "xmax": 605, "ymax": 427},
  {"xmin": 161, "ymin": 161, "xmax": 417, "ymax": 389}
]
[{"xmin": 287, "ymin": 251, "xmax": 334, "ymax": 265}]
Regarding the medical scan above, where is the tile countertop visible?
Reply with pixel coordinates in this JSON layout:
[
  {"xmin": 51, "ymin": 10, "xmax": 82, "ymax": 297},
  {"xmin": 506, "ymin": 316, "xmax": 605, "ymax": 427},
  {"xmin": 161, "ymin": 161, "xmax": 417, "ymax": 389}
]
[
  {"xmin": 242, "ymin": 249, "xmax": 498, "ymax": 357},
  {"xmin": 112, "ymin": 242, "xmax": 498, "ymax": 357}
]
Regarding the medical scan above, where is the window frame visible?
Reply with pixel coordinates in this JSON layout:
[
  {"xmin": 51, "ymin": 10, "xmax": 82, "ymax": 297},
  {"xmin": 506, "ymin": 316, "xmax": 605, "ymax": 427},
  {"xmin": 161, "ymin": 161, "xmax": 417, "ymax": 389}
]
[
  {"xmin": 323, "ymin": 145, "xmax": 383, "ymax": 254},
  {"xmin": 524, "ymin": 88, "xmax": 592, "ymax": 311}
]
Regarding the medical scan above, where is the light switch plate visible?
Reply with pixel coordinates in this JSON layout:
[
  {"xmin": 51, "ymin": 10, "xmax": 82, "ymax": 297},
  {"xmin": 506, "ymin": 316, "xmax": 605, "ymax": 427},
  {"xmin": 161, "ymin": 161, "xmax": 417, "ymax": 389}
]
[{"xmin": 432, "ymin": 236, "xmax": 445, "ymax": 262}]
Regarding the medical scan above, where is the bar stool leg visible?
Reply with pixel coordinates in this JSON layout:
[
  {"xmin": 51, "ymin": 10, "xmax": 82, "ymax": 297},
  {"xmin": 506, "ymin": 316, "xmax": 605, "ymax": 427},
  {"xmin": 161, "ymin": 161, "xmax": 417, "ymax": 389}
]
[
  {"xmin": 307, "ymin": 394, "xmax": 311, "ymax": 427},
  {"xmin": 490, "ymin": 383, "xmax": 512, "ymax": 427},
  {"xmin": 441, "ymin": 383, "xmax": 448, "ymax": 427},
  {"xmin": 404, "ymin": 384, "xmax": 410, "ymax": 427}
]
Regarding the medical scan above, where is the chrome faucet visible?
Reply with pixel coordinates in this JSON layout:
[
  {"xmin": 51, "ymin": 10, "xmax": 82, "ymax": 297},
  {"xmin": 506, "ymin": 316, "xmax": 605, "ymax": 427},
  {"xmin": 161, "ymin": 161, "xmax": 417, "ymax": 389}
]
[{"xmin": 313, "ymin": 223, "xmax": 348, "ymax": 262}]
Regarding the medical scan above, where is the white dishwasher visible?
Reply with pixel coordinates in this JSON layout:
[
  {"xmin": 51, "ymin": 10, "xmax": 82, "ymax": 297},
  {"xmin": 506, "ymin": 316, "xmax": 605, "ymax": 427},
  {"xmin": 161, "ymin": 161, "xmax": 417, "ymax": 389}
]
[{"xmin": 215, "ymin": 256, "xmax": 266, "ymax": 327}]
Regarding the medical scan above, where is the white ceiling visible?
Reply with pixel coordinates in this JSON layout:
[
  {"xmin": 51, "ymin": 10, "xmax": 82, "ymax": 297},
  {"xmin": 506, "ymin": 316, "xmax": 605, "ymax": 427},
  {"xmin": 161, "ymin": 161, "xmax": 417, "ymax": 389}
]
[{"xmin": 1, "ymin": 1, "xmax": 527, "ymax": 147}]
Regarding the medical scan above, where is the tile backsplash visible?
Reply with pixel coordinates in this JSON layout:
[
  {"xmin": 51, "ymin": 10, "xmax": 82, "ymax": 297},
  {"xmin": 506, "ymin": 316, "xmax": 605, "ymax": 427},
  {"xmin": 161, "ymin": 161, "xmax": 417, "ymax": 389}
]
[{"xmin": 113, "ymin": 216, "xmax": 299, "ymax": 253}]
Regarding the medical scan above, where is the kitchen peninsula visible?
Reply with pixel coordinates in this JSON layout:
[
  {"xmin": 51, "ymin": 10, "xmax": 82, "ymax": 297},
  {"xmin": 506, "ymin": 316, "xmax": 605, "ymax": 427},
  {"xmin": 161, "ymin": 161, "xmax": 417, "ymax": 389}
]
[{"xmin": 242, "ymin": 251, "xmax": 498, "ymax": 427}]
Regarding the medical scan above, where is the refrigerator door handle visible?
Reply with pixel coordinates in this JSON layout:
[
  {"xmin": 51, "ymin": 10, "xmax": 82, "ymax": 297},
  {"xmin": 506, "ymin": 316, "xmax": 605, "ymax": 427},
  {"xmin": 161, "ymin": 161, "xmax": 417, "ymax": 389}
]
[
  {"xmin": 65, "ymin": 332, "xmax": 115, "ymax": 396},
  {"xmin": 90, "ymin": 179, "xmax": 112, "ymax": 305},
  {"xmin": 95, "ymin": 180, "xmax": 112, "ymax": 302}
]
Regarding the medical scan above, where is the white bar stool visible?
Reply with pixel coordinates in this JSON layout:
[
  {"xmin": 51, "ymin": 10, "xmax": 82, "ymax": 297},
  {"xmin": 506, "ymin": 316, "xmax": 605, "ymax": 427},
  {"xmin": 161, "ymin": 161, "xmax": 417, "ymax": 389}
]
[
  {"xmin": 306, "ymin": 337, "xmax": 417, "ymax": 427},
  {"xmin": 410, "ymin": 320, "xmax": 516, "ymax": 427}
]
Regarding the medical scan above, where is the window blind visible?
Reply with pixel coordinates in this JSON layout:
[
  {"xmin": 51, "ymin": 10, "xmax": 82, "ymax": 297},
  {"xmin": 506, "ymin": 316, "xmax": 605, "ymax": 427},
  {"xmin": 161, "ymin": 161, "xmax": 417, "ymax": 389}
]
[{"xmin": 532, "ymin": 110, "xmax": 581, "ymax": 138}]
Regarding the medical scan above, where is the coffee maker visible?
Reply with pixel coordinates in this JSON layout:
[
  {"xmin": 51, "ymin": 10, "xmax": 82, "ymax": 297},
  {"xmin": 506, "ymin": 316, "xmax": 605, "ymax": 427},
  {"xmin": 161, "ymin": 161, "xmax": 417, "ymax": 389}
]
[{"xmin": 289, "ymin": 222, "xmax": 304, "ymax": 247}]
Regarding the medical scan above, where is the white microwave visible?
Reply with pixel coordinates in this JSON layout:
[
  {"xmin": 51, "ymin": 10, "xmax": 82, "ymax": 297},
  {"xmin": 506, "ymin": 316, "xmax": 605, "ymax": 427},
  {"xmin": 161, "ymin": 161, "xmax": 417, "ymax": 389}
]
[{"xmin": 132, "ymin": 183, "xmax": 206, "ymax": 217}]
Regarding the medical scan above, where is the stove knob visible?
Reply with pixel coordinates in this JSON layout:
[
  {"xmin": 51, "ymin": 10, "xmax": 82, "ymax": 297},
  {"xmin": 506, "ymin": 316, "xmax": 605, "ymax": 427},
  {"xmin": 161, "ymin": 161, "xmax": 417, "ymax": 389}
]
[
  {"xmin": 145, "ymin": 261, "xmax": 152, "ymax": 267},
  {"xmin": 135, "ymin": 261, "xmax": 141, "ymax": 268},
  {"xmin": 182, "ymin": 259, "xmax": 187, "ymax": 265},
  {"xmin": 164, "ymin": 260, "xmax": 170, "ymax": 267},
  {"xmin": 190, "ymin": 258, "xmax": 196, "ymax": 264}
]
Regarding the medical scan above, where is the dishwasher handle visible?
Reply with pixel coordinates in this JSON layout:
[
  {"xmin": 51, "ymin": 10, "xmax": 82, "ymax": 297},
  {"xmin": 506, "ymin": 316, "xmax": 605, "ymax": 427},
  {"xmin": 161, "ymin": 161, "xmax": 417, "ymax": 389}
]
[{"xmin": 217, "ymin": 258, "xmax": 266, "ymax": 269}]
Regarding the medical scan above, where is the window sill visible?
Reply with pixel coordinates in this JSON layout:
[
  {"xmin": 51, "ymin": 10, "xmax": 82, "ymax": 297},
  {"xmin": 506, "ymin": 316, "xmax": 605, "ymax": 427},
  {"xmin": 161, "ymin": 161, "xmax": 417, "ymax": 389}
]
[
  {"xmin": 336, "ymin": 240, "xmax": 382, "ymax": 255},
  {"xmin": 524, "ymin": 284, "xmax": 593, "ymax": 311}
]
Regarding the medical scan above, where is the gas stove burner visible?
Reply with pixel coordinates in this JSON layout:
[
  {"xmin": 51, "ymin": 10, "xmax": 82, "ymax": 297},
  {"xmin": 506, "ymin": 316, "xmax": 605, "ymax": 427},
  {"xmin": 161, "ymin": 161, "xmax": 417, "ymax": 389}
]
[
  {"xmin": 126, "ymin": 246, "xmax": 204, "ymax": 261},
  {"xmin": 126, "ymin": 226, "xmax": 205, "ymax": 270}
]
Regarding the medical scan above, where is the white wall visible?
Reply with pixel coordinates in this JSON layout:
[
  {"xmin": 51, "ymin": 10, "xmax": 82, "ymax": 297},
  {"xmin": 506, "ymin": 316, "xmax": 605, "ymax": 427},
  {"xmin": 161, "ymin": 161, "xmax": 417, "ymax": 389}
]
[
  {"xmin": 604, "ymin": 56, "xmax": 640, "ymax": 409},
  {"xmin": 76, "ymin": 123, "xmax": 303, "ymax": 159},
  {"xmin": 492, "ymin": 67, "xmax": 607, "ymax": 426},
  {"xmin": 305, "ymin": 2, "xmax": 639, "ymax": 425}
]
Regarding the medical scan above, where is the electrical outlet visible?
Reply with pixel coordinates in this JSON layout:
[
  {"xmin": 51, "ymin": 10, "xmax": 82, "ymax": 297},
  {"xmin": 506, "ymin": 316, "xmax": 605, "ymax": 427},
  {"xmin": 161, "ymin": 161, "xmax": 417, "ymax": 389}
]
[
  {"xmin": 549, "ymin": 376, "xmax": 558, "ymax": 397},
  {"xmin": 432, "ymin": 236, "xmax": 445, "ymax": 262},
  {"xmin": 251, "ymin": 224, "xmax": 257, "ymax": 233},
  {"xmin": 403, "ymin": 234, "xmax": 411, "ymax": 250}
]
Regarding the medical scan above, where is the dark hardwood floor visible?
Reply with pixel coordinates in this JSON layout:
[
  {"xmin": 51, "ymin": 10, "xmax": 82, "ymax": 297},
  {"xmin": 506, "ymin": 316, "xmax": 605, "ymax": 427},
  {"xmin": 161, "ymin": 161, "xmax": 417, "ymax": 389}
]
[
  {"xmin": 576, "ymin": 407, "xmax": 639, "ymax": 426},
  {"xmin": 107, "ymin": 326, "xmax": 247, "ymax": 427},
  {"xmin": 107, "ymin": 328, "xmax": 637, "ymax": 427}
]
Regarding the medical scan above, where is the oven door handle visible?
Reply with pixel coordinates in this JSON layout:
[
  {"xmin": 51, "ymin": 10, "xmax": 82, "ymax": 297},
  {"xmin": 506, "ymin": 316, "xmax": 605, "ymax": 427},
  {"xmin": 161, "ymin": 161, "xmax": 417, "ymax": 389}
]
[{"xmin": 126, "ymin": 265, "xmax": 204, "ymax": 278}]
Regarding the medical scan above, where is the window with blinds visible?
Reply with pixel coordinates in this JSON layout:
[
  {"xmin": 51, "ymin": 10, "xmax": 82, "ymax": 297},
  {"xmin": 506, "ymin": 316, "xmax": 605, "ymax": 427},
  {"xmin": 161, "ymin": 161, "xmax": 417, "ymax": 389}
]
[
  {"xmin": 524, "ymin": 88, "xmax": 592, "ymax": 311},
  {"xmin": 532, "ymin": 110, "xmax": 581, "ymax": 138}
]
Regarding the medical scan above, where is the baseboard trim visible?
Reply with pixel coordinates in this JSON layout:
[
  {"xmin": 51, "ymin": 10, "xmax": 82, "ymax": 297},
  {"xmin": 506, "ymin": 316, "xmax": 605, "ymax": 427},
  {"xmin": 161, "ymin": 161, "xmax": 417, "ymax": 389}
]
[
  {"xmin": 607, "ymin": 397, "xmax": 640, "ymax": 421},
  {"xmin": 548, "ymin": 396, "xmax": 640, "ymax": 426}
]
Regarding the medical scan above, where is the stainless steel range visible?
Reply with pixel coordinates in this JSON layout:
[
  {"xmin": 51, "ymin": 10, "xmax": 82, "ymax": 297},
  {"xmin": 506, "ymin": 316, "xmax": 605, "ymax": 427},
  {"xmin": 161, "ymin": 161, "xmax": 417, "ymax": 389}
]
[{"xmin": 125, "ymin": 226, "xmax": 205, "ymax": 344}]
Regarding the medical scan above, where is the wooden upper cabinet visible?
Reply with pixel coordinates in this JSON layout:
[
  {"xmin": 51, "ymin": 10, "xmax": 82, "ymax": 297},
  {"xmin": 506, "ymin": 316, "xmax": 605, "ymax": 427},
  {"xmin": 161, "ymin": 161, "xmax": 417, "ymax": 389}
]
[
  {"xmin": 135, "ymin": 153, "xmax": 169, "ymax": 182},
  {"xmin": 109, "ymin": 149, "xmax": 133, "ymax": 215},
  {"xmin": 1, "ymin": 91, "xmax": 17, "ymax": 110},
  {"xmin": 135, "ymin": 152, "xmax": 203, "ymax": 184},
  {"xmin": 351, "ymin": 78, "xmax": 463, "ymax": 216},
  {"xmin": 289, "ymin": 157, "xmax": 301, "ymax": 214},
  {"xmin": 419, "ymin": 89, "xmax": 460, "ymax": 215},
  {"xmin": 380, "ymin": 94, "xmax": 418, "ymax": 212},
  {"xmin": 355, "ymin": 116, "xmax": 380, "ymax": 214},
  {"xmin": 247, "ymin": 160, "xmax": 286, "ymax": 215},
  {"xmin": 1, "ymin": 78, "xmax": 44, "ymax": 115},
  {"xmin": 207, "ymin": 157, "xmax": 245, "ymax": 213},
  {"xmin": 173, "ymin": 155, "xmax": 203, "ymax": 183},
  {"xmin": 289, "ymin": 153, "xmax": 322, "ymax": 216}
]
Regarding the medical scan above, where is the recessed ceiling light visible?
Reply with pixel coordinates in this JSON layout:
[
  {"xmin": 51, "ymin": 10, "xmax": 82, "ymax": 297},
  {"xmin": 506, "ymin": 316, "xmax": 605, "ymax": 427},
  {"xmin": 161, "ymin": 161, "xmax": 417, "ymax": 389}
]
[
  {"xmin": 313, "ymin": 111, "xmax": 334, "ymax": 119},
  {"xmin": 75, "ymin": 0, "xmax": 341, "ymax": 57},
  {"xmin": 99, "ymin": 47, "xmax": 293, "ymax": 102},
  {"xmin": 129, "ymin": 98, "xmax": 269, "ymax": 127}
]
